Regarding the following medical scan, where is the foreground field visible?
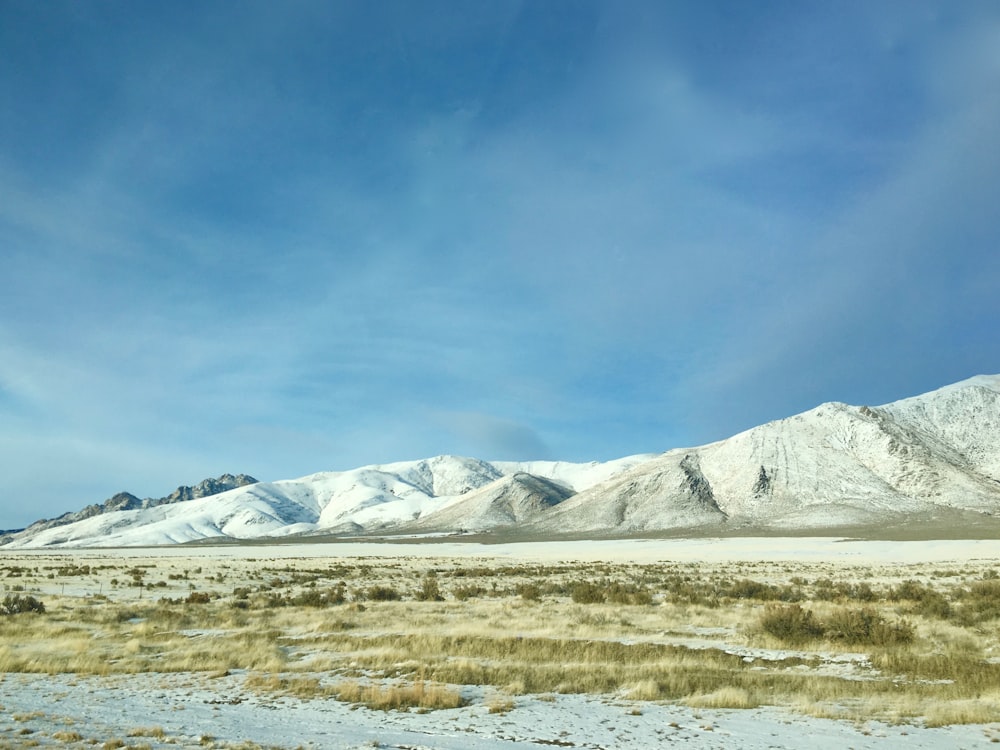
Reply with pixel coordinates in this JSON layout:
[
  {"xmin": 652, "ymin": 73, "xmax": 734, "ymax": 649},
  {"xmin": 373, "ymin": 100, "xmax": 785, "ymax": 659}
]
[{"xmin": 1, "ymin": 538, "xmax": 999, "ymax": 748}]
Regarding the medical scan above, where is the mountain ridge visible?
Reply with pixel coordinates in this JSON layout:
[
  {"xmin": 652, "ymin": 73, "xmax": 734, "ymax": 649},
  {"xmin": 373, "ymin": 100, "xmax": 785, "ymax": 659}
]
[
  {"xmin": 1, "ymin": 474, "xmax": 258, "ymax": 544},
  {"xmin": 4, "ymin": 375, "xmax": 999, "ymax": 547}
]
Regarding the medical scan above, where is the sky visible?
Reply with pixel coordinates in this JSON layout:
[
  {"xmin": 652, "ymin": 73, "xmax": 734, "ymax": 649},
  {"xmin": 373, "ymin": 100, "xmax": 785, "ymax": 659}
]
[{"xmin": 2, "ymin": 1, "xmax": 1000, "ymax": 529}]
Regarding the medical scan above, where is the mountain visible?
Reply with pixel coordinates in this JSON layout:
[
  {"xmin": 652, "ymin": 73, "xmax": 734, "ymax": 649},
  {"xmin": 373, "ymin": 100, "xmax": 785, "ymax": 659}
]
[
  {"xmin": 406, "ymin": 472, "xmax": 576, "ymax": 534},
  {"xmin": 0, "ymin": 474, "xmax": 258, "ymax": 546},
  {"xmin": 526, "ymin": 374, "xmax": 1000, "ymax": 533},
  {"xmin": 4, "ymin": 375, "xmax": 1000, "ymax": 547},
  {"xmin": 0, "ymin": 455, "xmax": 655, "ymax": 548}
]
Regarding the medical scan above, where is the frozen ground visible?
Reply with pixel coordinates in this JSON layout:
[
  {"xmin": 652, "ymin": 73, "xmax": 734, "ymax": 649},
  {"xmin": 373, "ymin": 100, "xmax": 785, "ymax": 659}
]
[
  {"xmin": 3, "ymin": 670, "xmax": 998, "ymax": 749},
  {"xmin": 3, "ymin": 537, "xmax": 1000, "ymax": 748}
]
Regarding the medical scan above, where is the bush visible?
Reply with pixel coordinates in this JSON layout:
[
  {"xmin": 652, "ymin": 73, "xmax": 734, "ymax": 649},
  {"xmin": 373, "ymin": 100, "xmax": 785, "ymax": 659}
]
[
  {"xmin": 849, "ymin": 582, "xmax": 878, "ymax": 602},
  {"xmin": 292, "ymin": 584, "xmax": 347, "ymax": 607},
  {"xmin": 955, "ymin": 579, "xmax": 1000, "ymax": 624},
  {"xmin": 363, "ymin": 585, "xmax": 402, "ymax": 602},
  {"xmin": 824, "ymin": 607, "xmax": 914, "ymax": 646},
  {"xmin": 415, "ymin": 575, "xmax": 444, "ymax": 602},
  {"xmin": 517, "ymin": 583, "xmax": 541, "ymax": 602},
  {"xmin": 605, "ymin": 582, "xmax": 653, "ymax": 605},
  {"xmin": 759, "ymin": 604, "xmax": 914, "ymax": 647},
  {"xmin": 0, "ymin": 593, "xmax": 45, "ymax": 615},
  {"xmin": 758, "ymin": 604, "xmax": 823, "ymax": 644},
  {"xmin": 724, "ymin": 579, "xmax": 781, "ymax": 601},
  {"xmin": 891, "ymin": 579, "xmax": 952, "ymax": 619},
  {"xmin": 452, "ymin": 585, "xmax": 486, "ymax": 601},
  {"xmin": 570, "ymin": 582, "xmax": 606, "ymax": 604}
]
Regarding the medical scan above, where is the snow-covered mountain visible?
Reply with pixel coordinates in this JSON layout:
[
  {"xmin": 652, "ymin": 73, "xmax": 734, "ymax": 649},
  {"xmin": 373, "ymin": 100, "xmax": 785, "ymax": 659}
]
[
  {"xmin": 4, "ymin": 375, "xmax": 1000, "ymax": 547},
  {"xmin": 0, "ymin": 474, "xmax": 258, "ymax": 545},
  {"xmin": 526, "ymin": 374, "xmax": 1000, "ymax": 533},
  {"xmin": 1, "ymin": 454, "xmax": 655, "ymax": 547}
]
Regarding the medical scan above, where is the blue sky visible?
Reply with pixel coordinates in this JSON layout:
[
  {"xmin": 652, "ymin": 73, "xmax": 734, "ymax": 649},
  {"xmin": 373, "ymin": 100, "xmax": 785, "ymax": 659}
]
[{"xmin": 2, "ymin": 2, "xmax": 1000, "ymax": 529}]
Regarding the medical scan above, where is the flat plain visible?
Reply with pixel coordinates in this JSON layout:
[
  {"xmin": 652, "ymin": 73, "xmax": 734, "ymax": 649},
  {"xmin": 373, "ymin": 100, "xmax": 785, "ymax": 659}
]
[{"xmin": 2, "ymin": 537, "xmax": 999, "ymax": 749}]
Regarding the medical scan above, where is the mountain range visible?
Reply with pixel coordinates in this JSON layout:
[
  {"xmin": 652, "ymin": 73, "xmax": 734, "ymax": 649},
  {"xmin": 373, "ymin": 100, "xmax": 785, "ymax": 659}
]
[{"xmin": 3, "ymin": 374, "xmax": 999, "ymax": 547}]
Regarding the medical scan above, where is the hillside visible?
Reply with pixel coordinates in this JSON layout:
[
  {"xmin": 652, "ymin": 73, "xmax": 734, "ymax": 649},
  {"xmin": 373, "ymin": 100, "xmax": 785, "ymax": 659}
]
[{"xmin": 528, "ymin": 375, "xmax": 1000, "ymax": 534}]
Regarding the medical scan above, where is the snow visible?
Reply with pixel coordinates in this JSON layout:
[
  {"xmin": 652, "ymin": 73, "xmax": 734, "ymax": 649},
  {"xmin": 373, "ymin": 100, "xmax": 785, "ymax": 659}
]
[
  {"xmin": 491, "ymin": 454, "xmax": 659, "ymax": 491},
  {"xmin": 3, "ymin": 671, "xmax": 993, "ymax": 749},
  {"xmin": 9, "ymin": 536, "xmax": 998, "ymax": 565}
]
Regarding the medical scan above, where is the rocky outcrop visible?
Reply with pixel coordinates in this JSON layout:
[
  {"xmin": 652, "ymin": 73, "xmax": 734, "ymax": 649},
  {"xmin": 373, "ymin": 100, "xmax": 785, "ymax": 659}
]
[{"xmin": 155, "ymin": 474, "xmax": 259, "ymax": 507}]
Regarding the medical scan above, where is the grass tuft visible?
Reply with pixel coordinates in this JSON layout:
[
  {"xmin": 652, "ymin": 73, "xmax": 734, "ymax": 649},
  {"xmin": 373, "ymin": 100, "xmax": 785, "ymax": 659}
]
[
  {"xmin": 486, "ymin": 694, "xmax": 515, "ymax": 714},
  {"xmin": 683, "ymin": 686, "xmax": 759, "ymax": 710},
  {"xmin": 127, "ymin": 726, "xmax": 166, "ymax": 739},
  {"xmin": 332, "ymin": 679, "xmax": 464, "ymax": 711}
]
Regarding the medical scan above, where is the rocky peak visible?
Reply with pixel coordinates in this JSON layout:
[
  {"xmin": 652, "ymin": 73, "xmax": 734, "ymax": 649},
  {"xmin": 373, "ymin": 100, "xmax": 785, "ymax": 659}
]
[{"xmin": 155, "ymin": 474, "xmax": 258, "ymax": 507}]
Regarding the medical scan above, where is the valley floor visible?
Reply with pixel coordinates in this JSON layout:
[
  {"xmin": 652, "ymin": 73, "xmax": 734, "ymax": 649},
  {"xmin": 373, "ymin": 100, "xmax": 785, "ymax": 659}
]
[{"xmin": 2, "ymin": 537, "xmax": 1000, "ymax": 749}]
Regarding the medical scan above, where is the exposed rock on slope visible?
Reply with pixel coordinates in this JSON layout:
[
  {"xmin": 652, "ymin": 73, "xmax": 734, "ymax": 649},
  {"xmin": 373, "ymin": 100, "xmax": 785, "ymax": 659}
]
[{"xmin": 160, "ymin": 475, "xmax": 261, "ymax": 505}]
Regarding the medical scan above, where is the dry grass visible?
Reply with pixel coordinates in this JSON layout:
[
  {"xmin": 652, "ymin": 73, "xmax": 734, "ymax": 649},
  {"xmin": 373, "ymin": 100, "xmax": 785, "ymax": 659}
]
[
  {"xmin": 331, "ymin": 679, "xmax": 464, "ymax": 711},
  {"xmin": 244, "ymin": 673, "xmax": 328, "ymax": 699},
  {"xmin": 486, "ymin": 693, "xmax": 516, "ymax": 714},
  {"xmin": 683, "ymin": 687, "xmax": 759, "ymax": 709},
  {"xmin": 625, "ymin": 679, "xmax": 662, "ymax": 701},
  {"xmin": 50, "ymin": 731, "xmax": 85, "ymax": 742},
  {"xmin": 3, "ymin": 552, "xmax": 1000, "ymax": 726},
  {"xmin": 925, "ymin": 697, "xmax": 1000, "ymax": 727},
  {"xmin": 127, "ymin": 725, "xmax": 166, "ymax": 739}
]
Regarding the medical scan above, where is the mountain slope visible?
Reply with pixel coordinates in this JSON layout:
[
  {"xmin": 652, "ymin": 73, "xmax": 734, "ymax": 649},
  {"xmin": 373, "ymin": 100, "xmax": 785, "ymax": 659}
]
[
  {"xmin": 405, "ymin": 472, "xmax": 576, "ymax": 533},
  {"xmin": 528, "ymin": 375, "xmax": 1000, "ymax": 533}
]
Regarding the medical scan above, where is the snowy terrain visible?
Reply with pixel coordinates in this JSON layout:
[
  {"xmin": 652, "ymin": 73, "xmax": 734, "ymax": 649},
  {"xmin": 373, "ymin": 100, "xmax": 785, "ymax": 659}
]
[
  {"xmin": 4, "ymin": 374, "xmax": 1000, "ymax": 548},
  {"xmin": 3, "ymin": 538, "xmax": 999, "ymax": 748},
  {"xmin": 4, "ymin": 670, "xmax": 993, "ymax": 750}
]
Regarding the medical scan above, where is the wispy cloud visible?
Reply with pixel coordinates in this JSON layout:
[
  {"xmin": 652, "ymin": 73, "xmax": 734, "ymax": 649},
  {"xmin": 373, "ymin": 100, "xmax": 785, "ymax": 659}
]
[{"xmin": 671, "ymin": 13, "xmax": 1000, "ymax": 436}]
